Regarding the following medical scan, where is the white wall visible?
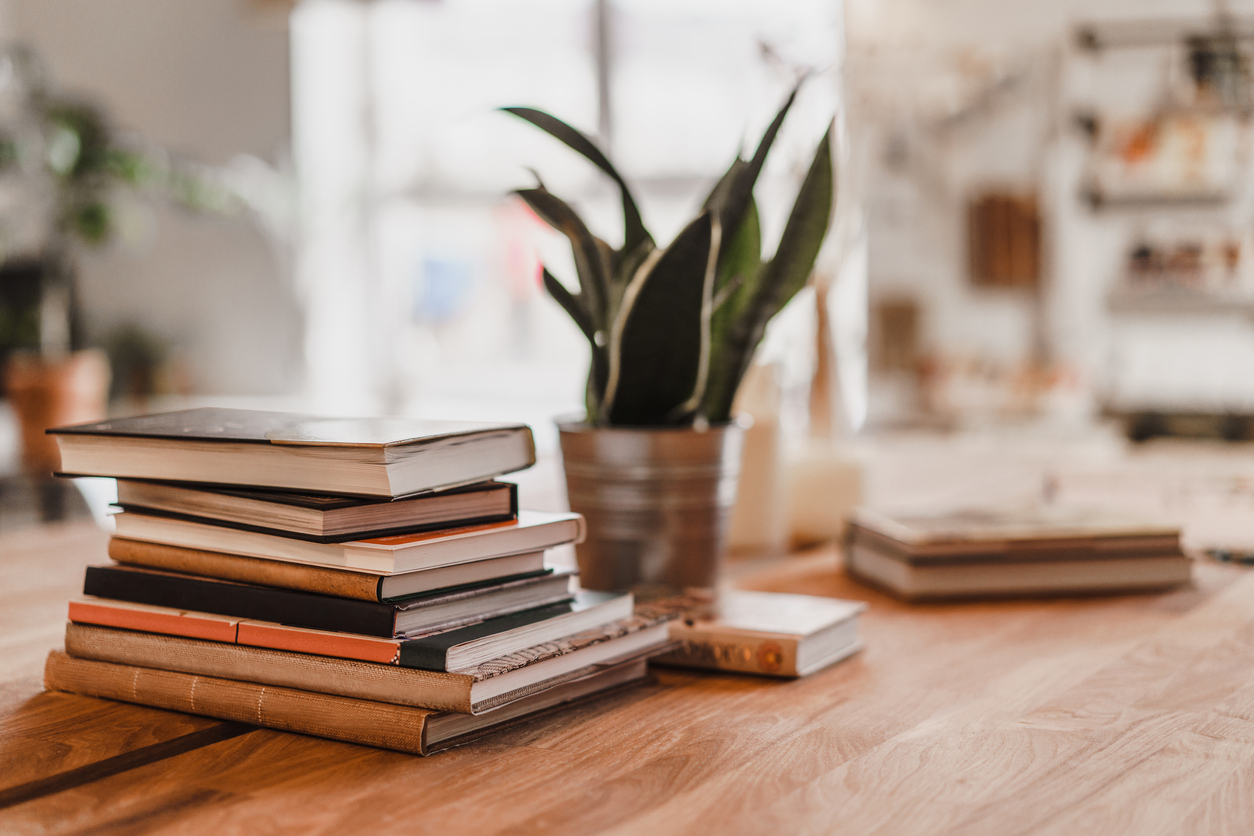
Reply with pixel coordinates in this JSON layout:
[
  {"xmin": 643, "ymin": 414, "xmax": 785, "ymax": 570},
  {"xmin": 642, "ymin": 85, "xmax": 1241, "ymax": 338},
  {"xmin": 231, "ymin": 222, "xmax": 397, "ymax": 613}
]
[{"xmin": 1, "ymin": 0, "xmax": 302, "ymax": 396}]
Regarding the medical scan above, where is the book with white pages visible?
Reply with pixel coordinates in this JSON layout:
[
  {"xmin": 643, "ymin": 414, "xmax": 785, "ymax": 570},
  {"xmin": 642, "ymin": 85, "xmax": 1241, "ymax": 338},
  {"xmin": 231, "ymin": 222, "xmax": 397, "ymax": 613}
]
[
  {"xmin": 111, "ymin": 509, "xmax": 585, "ymax": 574},
  {"xmin": 63, "ymin": 604, "xmax": 672, "ymax": 714},
  {"xmin": 50, "ymin": 407, "xmax": 536, "ymax": 498}
]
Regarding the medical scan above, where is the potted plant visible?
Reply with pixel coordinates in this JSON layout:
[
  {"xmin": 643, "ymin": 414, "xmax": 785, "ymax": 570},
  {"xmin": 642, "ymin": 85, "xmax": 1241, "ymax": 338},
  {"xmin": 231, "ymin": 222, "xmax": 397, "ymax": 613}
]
[
  {"xmin": 507, "ymin": 83, "xmax": 835, "ymax": 594},
  {"xmin": 0, "ymin": 48, "xmax": 230, "ymax": 475}
]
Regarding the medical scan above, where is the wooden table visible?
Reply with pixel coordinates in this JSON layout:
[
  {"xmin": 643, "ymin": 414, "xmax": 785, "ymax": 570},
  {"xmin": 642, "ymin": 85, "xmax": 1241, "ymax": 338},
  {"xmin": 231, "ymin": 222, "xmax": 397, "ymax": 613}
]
[{"xmin": 4, "ymin": 436, "xmax": 1254, "ymax": 834}]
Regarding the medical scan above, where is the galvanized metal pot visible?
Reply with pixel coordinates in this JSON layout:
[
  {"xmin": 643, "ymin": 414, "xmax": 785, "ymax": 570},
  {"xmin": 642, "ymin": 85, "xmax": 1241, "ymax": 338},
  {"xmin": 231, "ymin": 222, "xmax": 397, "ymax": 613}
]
[{"xmin": 558, "ymin": 419, "xmax": 745, "ymax": 595}]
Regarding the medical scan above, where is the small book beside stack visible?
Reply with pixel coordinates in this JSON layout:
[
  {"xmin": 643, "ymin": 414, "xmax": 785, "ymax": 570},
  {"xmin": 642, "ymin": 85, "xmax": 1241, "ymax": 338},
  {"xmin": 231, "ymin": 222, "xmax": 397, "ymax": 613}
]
[
  {"xmin": 845, "ymin": 506, "xmax": 1193, "ymax": 601},
  {"xmin": 44, "ymin": 408, "xmax": 676, "ymax": 756},
  {"xmin": 655, "ymin": 590, "xmax": 866, "ymax": 678}
]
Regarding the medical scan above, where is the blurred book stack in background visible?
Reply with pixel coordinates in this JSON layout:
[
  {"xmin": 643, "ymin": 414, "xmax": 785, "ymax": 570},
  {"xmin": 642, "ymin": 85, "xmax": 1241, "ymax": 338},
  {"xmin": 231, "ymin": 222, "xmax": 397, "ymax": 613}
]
[
  {"xmin": 845, "ymin": 506, "xmax": 1192, "ymax": 602},
  {"xmin": 41, "ymin": 408, "xmax": 674, "ymax": 756}
]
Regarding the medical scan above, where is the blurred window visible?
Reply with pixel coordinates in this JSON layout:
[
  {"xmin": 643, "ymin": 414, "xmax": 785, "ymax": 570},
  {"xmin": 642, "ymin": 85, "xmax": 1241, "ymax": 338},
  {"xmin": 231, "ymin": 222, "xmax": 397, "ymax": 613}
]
[{"xmin": 292, "ymin": 0, "xmax": 841, "ymax": 431}]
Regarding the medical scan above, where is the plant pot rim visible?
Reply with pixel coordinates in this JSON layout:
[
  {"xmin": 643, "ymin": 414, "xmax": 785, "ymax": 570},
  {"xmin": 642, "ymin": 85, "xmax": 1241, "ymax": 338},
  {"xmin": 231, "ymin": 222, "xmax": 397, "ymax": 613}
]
[{"xmin": 555, "ymin": 414, "xmax": 750, "ymax": 434}]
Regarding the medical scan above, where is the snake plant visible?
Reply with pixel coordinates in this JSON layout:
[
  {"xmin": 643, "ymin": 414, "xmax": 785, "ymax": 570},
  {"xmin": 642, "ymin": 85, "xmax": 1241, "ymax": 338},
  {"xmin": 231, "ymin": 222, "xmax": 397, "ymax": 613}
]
[{"xmin": 506, "ymin": 83, "xmax": 834, "ymax": 426}]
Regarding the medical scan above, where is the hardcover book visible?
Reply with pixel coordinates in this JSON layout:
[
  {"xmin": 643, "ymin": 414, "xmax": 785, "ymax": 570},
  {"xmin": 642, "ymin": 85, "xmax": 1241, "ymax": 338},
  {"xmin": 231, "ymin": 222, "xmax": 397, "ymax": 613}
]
[
  {"xmin": 654, "ymin": 590, "xmax": 865, "ymax": 678},
  {"xmin": 69, "ymin": 590, "xmax": 635, "ymax": 672},
  {"xmin": 50, "ymin": 407, "xmax": 536, "ymax": 497},
  {"xmin": 846, "ymin": 506, "xmax": 1193, "ymax": 600},
  {"xmin": 850, "ymin": 506, "xmax": 1183, "ymax": 559},
  {"xmin": 82, "ymin": 563, "xmax": 575, "ymax": 638},
  {"xmin": 114, "ymin": 478, "xmax": 518, "ymax": 542},
  {"xmin": 107, "ymin": 538, "xmax": 549, "ymax": 602},
  {"xmin": 44, "ymin": 650, "xmax": 649, "ymax": 756},
  {"xmin": 111, "ymin": 509, "xmax": 585, "ymax": 574},
  {"xmin": 62, "ymin": 617, "xmax": 673, "ymax": 714}
]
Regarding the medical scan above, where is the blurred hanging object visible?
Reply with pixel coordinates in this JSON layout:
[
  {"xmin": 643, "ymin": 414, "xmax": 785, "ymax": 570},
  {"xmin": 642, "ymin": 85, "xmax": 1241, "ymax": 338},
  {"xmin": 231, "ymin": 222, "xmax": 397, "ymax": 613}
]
[
  {"xmin": 967, "ymin": 191, "xmax": 1041, "ymax": 289},
  {"xmin": 1188, "ymin": 31, "xmax": 1252, "ymax": 113}
]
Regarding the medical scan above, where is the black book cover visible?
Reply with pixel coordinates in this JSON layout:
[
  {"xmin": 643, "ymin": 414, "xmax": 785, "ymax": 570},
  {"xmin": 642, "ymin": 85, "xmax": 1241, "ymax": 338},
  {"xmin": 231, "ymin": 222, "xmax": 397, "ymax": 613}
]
[
  {"xmin": 84, "ymin": 564, "xmax": 400, "ymax": 636},
  {"xmin": 397, "ymin": 591, "xmax": 621, "ymax": 671},
  {"xmin": 83, "ymin": 564, "xmax": 562, "ymax": 638}
]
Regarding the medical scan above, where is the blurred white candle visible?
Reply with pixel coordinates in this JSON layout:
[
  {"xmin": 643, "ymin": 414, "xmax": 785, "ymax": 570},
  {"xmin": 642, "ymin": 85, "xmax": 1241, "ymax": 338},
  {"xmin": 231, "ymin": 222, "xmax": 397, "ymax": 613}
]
[{"xmin": 728, "ymin": 364, "xmax": 789, "ymax": 557}]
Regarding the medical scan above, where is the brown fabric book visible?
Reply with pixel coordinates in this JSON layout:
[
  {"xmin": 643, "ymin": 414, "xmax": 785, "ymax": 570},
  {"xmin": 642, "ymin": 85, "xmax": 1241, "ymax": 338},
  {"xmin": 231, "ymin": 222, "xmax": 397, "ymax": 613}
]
[
  {"xmin": 43, "ymin": 650, "xmax": 648, "ymax": 756},
  {"xmin": 107, "ymin": 538, "xmax": 549, "ymax": 603},
  {"xmin": 63, "ymin": 619, "xmax": 672, "ymax": 714}
]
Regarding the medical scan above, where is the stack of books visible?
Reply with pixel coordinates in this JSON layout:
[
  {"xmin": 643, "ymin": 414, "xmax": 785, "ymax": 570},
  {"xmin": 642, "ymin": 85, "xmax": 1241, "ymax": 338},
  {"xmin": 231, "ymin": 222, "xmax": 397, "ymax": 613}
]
[
  {"xmin": 42, "ymin": 408, "xmax": 674, "ymax": 756},
  {"xmin": 845, "ymin": 505, "xmax": 1193, "ymax": 601}
]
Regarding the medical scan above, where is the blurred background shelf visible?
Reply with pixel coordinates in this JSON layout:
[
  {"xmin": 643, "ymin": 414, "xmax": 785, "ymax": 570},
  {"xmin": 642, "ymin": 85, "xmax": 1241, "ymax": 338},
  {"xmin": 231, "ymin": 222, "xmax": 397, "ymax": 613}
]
[{"xmin": 1107, "ymin": 288, "xmax": 1254, "ymax": 315}]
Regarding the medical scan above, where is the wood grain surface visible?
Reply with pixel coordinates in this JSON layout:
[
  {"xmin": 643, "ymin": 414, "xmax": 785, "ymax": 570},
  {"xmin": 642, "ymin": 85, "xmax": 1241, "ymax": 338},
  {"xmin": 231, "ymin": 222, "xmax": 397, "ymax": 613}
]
[{"xmin": 2, "ymin": 436, "xmax": 1254, "ymax": 834}]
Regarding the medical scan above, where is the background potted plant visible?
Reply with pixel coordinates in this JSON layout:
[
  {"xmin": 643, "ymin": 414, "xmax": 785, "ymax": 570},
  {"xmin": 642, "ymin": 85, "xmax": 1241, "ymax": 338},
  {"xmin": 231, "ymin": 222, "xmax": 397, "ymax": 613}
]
[
  {"xmin": 0, "ymin": 47, "xmax": 231, "ymax": 477},
  {"xmin": 507, "ymin": 83, "xmax": 835, "ymax": 594}
]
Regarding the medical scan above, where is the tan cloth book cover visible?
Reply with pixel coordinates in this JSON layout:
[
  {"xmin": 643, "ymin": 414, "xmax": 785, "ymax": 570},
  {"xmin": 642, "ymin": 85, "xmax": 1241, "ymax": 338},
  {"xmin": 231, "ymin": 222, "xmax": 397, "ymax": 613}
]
[
  {"xmin": 63, "ymin": 619, "xmax": 671, "ymax": 714},
  {"xmin": 43, "ymin": 650, "xmax": 647, "ymax": 756}
]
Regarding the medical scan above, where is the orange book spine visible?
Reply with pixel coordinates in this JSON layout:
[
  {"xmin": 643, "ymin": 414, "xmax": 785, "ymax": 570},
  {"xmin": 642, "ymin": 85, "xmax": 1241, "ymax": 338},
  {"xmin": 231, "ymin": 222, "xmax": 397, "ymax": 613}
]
[
  {"xmin": 69, "ymin": 597, "xmax": 403, "ymax": 665},
  {"xmin": 237, "ymin": 622, "xmax": 401, "ymax": 665},
  {"xmin": 67, "ymin": 599, "xmax": 240, "ymax": 643}
]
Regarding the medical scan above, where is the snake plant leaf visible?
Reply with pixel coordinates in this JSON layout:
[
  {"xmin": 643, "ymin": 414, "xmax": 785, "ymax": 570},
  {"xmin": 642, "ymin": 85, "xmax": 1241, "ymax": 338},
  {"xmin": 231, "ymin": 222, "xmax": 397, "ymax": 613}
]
[
  {"xmin": 702, "ymin": 156, "xmax": 746, "ymax": 213},
  {"xmin": 704, "ymin": 198, "xmax": 761, "ymax": 420},
  {"xmin": 541, "ymin": 266, "xmax": 594, "ymax": 342},
  {"xmin": 516, "ymin": 187, "xmax": 610, "ymax": 329},
  {"xmin": 702, "ymin": 124, "xmax": 834, "ymax": 422},
  {"xmin": 711, "ymin": 83, "xmax": 800, "ymax": 265},
  {"xmin": 542, "ymin": 267, "xmax": 610, "ymax": 414},
  {"xmin": 605, "ymin": 237, "xmax": 656, "ymax": 323},
  {"xmin": 615, "ymin": 237, "xmax": 655, "ymax": 289},
  {"xmin": 603, "ymin": 212, "xmax": 718, "ymax": 425},
  {"xmin": 503, "ymin": 107, "xmax": 651, "ymax": 257},
  {"xmin": 593, "ymin": 235, "xmax": 625, "ymax": 302},
  {"xmin": 758, "ymin": 123, "xmax": 835, "ymax": 322},
  {"xmin": 714, "ymin": 195, "xmax": 761, "ymax": 297}
]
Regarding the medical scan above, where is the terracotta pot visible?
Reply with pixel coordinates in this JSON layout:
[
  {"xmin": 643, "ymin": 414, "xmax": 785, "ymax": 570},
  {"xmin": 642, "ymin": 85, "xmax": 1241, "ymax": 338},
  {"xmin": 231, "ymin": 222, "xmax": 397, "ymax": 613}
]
[{"xmin": 5, "ymin": 349, "xmax": 110, "ymax": 475}]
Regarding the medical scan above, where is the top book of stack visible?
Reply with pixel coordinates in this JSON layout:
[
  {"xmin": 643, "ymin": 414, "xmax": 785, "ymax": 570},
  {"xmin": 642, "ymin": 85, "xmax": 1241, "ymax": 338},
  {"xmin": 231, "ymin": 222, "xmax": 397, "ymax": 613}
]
[{"xmin": 49, "ymin": 408, "xmax": 537, "ymax": 498}]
